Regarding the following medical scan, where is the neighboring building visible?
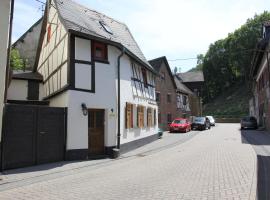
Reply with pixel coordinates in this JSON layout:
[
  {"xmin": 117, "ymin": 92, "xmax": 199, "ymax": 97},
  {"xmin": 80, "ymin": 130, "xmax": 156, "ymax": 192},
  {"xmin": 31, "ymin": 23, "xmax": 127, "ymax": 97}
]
[
  {"xmin": 174, "ymin": 75, "xmax": 200, "ymax": 117},
  {"xmin": 0, "ymin": 0, "xmax": 13, "ymax": 159},
  {"xmin": 149, "ymin": 56, "xmax": 191, "ymax": 130},
  {"xmin": 177, "ymin": 71, "xmax": 204, "ymax": 97},
  {"xmin": 176, "ymin": 71, "xmax": 204, "ymax": 115},
  {"xmin": 10, "ymin": 0, "xmax": 158, "ymax": 159},
  {"xmin": 7, "ymin": 71, "xmax": 44, "ymax": 102},
  {"xmin": 250, "ymin": 21, "xmax": 270, "ymax": 129},
  {"xmin": 12, "ymin": 18, "xmax": 42, "ymax": 70}
]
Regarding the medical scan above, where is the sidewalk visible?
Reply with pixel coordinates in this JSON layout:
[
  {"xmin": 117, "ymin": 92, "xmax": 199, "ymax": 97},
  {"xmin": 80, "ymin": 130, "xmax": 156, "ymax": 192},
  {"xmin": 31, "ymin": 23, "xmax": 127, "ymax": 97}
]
[{"xmin": 0, "ymin": 130, "xmax": 199, "ymax": 191}]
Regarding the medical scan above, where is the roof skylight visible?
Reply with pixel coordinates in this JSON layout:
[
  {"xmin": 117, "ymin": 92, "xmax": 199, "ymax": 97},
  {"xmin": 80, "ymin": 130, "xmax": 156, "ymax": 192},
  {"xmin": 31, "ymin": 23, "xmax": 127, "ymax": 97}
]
[{"xmin": 99, "ymin": 21, "xmax": 113, "ymax": 35}]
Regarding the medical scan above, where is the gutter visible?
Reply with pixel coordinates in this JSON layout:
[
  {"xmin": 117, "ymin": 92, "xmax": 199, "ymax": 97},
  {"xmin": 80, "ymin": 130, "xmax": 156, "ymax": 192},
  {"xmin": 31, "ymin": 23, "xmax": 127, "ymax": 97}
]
[{"xmin": 116, "ymin": 47, "xmax": 125, "ymax": 150}]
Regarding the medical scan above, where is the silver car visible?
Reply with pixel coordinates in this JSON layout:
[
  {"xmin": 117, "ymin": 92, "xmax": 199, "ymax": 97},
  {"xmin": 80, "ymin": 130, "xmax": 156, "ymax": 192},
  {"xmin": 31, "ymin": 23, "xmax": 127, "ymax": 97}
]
[{"xmin": 206, "ymin": 116, "xmax": 215, "ymax": 126}]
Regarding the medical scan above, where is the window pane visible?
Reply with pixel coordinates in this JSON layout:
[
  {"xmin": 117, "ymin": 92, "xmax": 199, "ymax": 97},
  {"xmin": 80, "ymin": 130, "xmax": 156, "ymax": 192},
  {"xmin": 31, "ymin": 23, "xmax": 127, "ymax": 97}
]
[
  {"xmin": 167, "ymin": 94, "xmax": 171, "ymax": 103},
  {"xmin": 156, "ymin": 93, "xmax": 160, "ymax": 102},
  {"xmin": 142, "ymin": 69, "xmax": 148, "ymax": 87},
  {"xmin": 167, "ymin": 114, "xmax": 172, "ymax": 123},
  {"xmin": 95, "ymin": 47, "xmax": 103, "ymax": 58}
]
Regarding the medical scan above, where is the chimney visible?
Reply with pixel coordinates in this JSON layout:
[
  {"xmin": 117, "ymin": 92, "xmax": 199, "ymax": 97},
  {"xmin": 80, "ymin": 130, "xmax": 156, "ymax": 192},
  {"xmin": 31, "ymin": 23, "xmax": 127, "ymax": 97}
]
[{"xmin": 263, "ymin": 21, "xmax": 270, "ymax": 39}]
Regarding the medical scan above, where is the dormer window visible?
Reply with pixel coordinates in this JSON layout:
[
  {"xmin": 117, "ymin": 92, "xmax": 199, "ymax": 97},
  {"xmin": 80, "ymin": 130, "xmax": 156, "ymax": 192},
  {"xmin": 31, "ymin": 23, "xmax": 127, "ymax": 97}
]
[
  {"xmin": 99, "ymin": 21, "xmax": 113, "ymax": 35},
  {"xmin": 92, "ymin": 41, "xmax": 108, "ymax": 62}
]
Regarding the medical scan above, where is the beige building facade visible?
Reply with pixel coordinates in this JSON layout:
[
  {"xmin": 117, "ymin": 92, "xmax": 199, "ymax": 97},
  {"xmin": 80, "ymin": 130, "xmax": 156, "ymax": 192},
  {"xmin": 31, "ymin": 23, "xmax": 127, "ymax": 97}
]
[{"xmin": 0, "ymin": 0, "xmax": 12, "ymax": 144}]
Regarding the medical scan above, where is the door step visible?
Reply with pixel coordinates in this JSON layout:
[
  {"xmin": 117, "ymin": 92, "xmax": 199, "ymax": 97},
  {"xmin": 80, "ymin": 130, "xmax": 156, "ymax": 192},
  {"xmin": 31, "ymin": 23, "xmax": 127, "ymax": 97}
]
[{"xmin": 87, "ymin": 155, "xmax": 108, "ymax": 160}]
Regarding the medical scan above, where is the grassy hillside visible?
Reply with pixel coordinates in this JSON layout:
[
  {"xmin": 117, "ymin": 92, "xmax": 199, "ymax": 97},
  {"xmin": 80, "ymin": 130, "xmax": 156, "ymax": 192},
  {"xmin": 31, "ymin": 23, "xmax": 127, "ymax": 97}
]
[{"xmin": 203, "ymin": 84, "xmax": 251, "ymax": 118}]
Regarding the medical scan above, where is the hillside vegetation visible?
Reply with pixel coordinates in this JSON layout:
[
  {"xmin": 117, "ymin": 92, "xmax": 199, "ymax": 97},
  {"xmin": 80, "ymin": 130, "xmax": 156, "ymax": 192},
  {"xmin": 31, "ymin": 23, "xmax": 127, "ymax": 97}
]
[
  {"xmin": 190, "ymin": 12, "xmax": 270, "ymax": 104},
  {"xmin": 189, "ymin": 11, "xmax": 270, "ymax": 118},
  {"xmin": 203, "ymin": 84, "xmax": 251, "ymax": 118}
]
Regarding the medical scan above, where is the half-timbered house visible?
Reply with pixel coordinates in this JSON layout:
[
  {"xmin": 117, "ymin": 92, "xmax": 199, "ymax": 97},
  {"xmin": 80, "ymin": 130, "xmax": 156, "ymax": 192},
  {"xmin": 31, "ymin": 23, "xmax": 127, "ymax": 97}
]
[
  {"xmin": 174, "ymin": 75, "xmax": 200, "ymax": 117},
  {"xmin": 31, "ymin": 0, "xmax": 158, "ymax": 159}
]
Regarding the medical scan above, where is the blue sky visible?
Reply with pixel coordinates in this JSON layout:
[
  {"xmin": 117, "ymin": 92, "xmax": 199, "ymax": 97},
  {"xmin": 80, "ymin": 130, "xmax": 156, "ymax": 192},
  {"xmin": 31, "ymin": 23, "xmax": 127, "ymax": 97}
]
[{"xmin": 13, "ymin": 0, "xmax": 270, "ymax": 72}]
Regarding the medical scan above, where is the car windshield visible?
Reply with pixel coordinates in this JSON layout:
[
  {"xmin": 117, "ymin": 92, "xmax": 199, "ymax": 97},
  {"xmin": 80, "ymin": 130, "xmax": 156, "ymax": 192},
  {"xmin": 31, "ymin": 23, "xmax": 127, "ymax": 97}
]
[
  {"xmin": 173, "ymin": 119, "xmax": 186, "ymax": 124},
  {"xmin": 207, "ymin": 116, "xmax": 214, "ymax": 121},
  {"xmin": 250, "ymin": 117, "xmax": 256, "ymax": 122},
  {"xmin": 242, "ymin": 117, "xmax": 256, "ymax": 122},
  {"xmin": 195, "ymin": 117, "xmax": 205, "ymax": 122}
]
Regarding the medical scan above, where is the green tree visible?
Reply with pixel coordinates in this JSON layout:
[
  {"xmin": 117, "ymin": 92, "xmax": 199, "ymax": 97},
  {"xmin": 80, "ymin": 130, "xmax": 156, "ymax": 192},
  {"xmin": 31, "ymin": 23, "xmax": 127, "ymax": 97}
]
[
  {"xmin": 173, "ymin": 67, "xmax": 178, "ymax": 74},
  {"xmin": 10, "ymin": 48, "xmax": 24, "ymax": 70},
  {"xmin": 201, "ymin": 11, "xmax": 270, "ymax": 103},
  {"xmin": 188, "ymin": 54, "xmax": 204, "ymax": 72}
]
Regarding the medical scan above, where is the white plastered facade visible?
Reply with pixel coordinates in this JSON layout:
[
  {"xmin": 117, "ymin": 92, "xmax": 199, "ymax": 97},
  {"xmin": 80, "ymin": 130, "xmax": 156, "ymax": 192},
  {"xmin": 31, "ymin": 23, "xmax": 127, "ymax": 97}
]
[
  {"xmin": 0, "ymin": 0, "xmax": 11, "ymax": 142},
  {"xmin": 36, "ymin": 2, "xmax": 158, "ymax": 152}
]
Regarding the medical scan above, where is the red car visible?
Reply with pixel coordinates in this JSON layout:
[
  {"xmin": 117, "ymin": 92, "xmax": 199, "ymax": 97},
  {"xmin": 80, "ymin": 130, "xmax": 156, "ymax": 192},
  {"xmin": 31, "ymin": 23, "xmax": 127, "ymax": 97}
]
[{"xmin": 169, "ymin": 118, "xmax": 191, "ymax": 133}]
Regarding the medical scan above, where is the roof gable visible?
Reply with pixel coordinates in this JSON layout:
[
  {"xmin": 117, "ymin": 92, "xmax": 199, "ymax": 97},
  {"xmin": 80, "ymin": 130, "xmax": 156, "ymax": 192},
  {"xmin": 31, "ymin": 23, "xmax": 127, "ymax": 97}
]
[
  {"xmin": 149, "ymin": 56, "xmax": 177, "ymax": 89},
  {"xmin": 53, "ymin": 0, "xmax": 152, "ymax": 70},
  {"xmin": 13, "ymin": 18, "xmax": 42, "ymax": 47}
]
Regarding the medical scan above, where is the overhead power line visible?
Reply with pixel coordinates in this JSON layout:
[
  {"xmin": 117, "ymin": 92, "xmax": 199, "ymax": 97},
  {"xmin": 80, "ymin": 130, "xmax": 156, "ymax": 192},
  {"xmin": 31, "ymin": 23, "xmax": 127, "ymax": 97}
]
[
  {"xmin": 168, "ymin": 57, "xmax": 197, "ymax": 61},
  {"xmin": 35, "ymin": 0, "xmax": 46, "ymax": 5},
  {"xmin": 167, "ymin": 48, "xmax": 270, "ymax": 62}
]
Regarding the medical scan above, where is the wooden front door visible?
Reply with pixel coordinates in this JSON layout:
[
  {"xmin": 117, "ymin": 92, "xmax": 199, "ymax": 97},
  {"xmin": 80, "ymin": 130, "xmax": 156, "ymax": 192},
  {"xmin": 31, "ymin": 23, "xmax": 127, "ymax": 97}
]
[{"xmin": 88, "ymin": 109, "xmax": 105, "ymax": 155}]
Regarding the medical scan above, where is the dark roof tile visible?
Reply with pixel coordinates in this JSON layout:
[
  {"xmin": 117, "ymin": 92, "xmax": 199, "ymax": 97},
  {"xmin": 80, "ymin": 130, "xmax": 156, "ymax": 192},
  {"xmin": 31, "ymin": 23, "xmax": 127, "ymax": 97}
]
[
  {"xmin": 177, "ymin": 71, "xmax": 204, "ymax": 82},
  {"xmin": 174, "ymin": 76, "xmax": 194, "ymax": 95},
  {"xmin": 12, "ymin": 71, "xmax": 43, "ymax": 81},
  {"xmin": 55, "ymin": 0, "xmax": 152, "ymax": 69}
]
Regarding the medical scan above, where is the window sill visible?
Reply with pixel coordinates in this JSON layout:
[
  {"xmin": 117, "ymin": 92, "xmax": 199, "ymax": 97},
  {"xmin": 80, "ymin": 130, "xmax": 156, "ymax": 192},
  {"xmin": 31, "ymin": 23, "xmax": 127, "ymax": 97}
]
[{"xmin": 94, "ymin": 59, "xmax": 110, "ymax": 64}]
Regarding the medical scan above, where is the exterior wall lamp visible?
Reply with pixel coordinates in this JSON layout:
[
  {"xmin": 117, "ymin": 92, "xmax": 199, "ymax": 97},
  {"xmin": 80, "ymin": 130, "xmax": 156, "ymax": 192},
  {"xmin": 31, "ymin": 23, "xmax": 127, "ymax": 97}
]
[{"xmin": 81, "ymin": 103, "xmax": 88, "ymax": 116}]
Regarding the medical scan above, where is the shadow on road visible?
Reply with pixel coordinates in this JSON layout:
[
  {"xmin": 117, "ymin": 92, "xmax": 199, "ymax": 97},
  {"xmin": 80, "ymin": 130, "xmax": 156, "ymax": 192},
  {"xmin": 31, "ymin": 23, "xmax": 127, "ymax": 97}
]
[
  {"xmin": 2, "ymin": 160, "xmax": 79, "ymax": 175},
  {"xmin": 241, "ymin": 129, "xmax": 270, "ymax": 145},
  {"xmin": 241, "ymin": 130, "xmax": 270, "ymax": 200}
]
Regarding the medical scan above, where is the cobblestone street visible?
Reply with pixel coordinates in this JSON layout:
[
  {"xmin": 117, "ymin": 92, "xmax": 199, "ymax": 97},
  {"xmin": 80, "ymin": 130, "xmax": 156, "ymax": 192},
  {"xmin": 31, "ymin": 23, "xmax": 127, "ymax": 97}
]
[{"xmin": 0, "ymin": 124, "xmax": 257, "ymax": 199}]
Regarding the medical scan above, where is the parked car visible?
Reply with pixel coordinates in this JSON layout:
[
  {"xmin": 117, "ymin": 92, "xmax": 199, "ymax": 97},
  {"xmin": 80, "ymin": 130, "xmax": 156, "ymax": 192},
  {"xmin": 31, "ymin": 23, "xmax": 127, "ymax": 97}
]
[
  {"xmin": 240, "ymin": 116, "xmax": 257, "ymax": 130},
  {"xmin": 206, "ymin": 116, "xmax": 216, "ymax": 126},
  {"xmin": 169, "ymin": 118, "xmax": 191, "ymax": 133},
  {"xmin": 192, "ymin": 117, "xmax": 211, "ymax": 131}
]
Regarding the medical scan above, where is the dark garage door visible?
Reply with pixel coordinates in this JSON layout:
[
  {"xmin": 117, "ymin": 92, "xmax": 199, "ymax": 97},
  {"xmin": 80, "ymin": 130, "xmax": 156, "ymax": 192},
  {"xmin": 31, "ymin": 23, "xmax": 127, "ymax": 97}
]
[{"xmin": 1, "ymin": 104, "xmax": 66, "ymax": 170}]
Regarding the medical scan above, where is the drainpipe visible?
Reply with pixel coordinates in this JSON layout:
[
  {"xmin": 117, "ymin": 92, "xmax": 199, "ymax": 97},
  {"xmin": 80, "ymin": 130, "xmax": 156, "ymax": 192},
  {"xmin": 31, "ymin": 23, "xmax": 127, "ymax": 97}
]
[
  {"xmin": 266, "ymin": 50, "xmax": 270, "ymax": 129},
  {"xmin": 116, "ymin": 47, "xmax": 125, "ymax": 150}
]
